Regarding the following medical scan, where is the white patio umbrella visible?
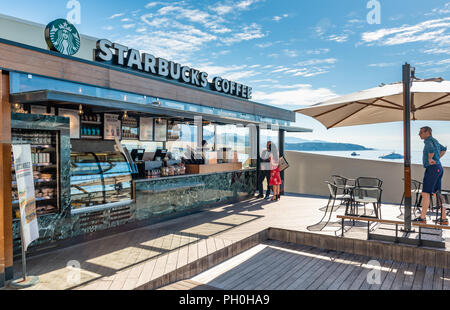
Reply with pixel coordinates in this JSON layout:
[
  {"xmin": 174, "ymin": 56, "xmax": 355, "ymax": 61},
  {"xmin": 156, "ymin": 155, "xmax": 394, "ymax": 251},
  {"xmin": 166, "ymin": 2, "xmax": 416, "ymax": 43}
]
[{"xmin": 295, "ymin": 64, "xmax": 450, "ymax": 231}]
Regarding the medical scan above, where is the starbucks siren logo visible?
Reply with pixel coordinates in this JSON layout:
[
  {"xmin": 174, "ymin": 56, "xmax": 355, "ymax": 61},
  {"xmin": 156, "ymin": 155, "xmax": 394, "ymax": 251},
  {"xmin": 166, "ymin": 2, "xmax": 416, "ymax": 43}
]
[{"xmin": 45, "ymin": 19, "xmax": 80, "ymax": 56}]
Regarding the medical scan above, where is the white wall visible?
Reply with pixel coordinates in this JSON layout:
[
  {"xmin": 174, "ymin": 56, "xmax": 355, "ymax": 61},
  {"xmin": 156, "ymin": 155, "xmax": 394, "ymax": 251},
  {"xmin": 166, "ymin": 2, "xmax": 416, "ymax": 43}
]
[
  {"xmin": 284, "ymin": 151, "xmax": 450, "ymax": 204},
  {"xmin": 0, "ymin": 13, "xmax": 97, "ymax": 61}
]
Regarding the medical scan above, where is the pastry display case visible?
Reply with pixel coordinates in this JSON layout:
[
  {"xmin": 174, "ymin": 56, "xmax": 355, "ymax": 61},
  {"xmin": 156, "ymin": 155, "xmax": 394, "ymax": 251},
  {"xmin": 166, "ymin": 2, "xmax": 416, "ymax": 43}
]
[
  {"xmin": 70, "ymin": 151, "xmax": 133, "ymax": 214},
  {"xmin": 11, "ymin": 128, "xmax": 60, "ymax": 218}
]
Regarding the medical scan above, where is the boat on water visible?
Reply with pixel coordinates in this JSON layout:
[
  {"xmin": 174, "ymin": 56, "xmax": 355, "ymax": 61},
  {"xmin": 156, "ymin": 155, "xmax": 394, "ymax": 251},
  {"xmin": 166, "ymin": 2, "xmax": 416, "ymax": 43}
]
[
  {"xmin": 351, "ymin": 152, "xmax": 360, "ymax": 157},
  {"xmin": 379, "ymin": 152, "xmax": 404, "ymax": 160}
]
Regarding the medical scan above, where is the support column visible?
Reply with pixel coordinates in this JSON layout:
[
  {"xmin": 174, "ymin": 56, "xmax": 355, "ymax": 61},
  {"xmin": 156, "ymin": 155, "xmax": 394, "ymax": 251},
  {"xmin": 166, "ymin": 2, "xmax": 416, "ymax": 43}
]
[
  {"xmin": 402, "ymin": 63, "xmax": 412, "ymax": 232},
  {"xmin": 279, "ymin": 130, "xmax": 285, "ymax": 195},
  {"xmin": 0, "ymin": 71, "xmax": 13, "ymax": 287}
]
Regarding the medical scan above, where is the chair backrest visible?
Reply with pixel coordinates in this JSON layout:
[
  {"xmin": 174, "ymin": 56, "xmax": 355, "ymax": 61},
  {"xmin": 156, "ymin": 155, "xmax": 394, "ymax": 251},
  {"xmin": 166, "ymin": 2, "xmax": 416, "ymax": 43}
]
[
  {"xmin": 332, "ymin": 175, "xmax": 348, "ymax": 188},
  {"xmin": 411, "ymin": 179, "xmax": 422, "ymax": 191},
  {"xmin": 326, "ymin": 181, "xmax": 338, "ymax": 198},
  {"xmin": 353, "ymin": 186, "xmax": 382, "ymax": 201},
  {"xmin": 356, "ymin": 177, "xmax": 383, "ymax": 188}
]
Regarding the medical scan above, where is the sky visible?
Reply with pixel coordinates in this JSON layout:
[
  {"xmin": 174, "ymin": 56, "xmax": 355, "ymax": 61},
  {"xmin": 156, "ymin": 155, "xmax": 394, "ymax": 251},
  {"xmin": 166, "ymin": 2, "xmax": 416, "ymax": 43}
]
[{"xmin": 1, "ymin": 0, "xmax": 450, "ymax": 151}]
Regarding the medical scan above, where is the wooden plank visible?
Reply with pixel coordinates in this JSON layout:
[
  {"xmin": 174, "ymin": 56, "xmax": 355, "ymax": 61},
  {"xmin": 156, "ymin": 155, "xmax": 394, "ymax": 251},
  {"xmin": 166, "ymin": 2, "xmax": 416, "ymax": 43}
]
[
  {"xmin": 308, "ymin": 252, "xmax": 351, "ymax": 290},
  {"xmin": 218, "ymin": 246, "xmax": 290, "ymax": 290},
  {"xmin": 412, "ymin": 265, "xmax": 426, "ymax": 290},
  {"xmin": 433, "ymin": 267, "xmax": 444, "ymax": 290},
  {"xmin": 277, "ymin": 247, "xmax": 328, "ymax": 290},
  {"xmin": 443, "ymin": 269, "xmax": 450, "ymax": 290},
  {"xmin": 422, "ymin": 266, "xmax": 435, "ymax": 290},
  {"xmin": 401, "ymin": 263, "xmax": 418, "ymax": 290},
  {"xmin": 337, "ymin": 254, "xmax": 368, "ymax": 290},
  {"xmin": 391, "ymin": 262, "xmax": 409, "ymax": 290},
  {"xmin": 413, "ymin": 223, "xmax": 450, "ymax": 230},
  {"xmin": 287, "ymin": 249, "xmax": 341, "ymax": 290},
  {"xmin": 337, "ymin": 215, "xmax": 403, "ymax": 225},
  {"xmin": 360, "ymin": 259, "xmax": 392, "ymax": 290},
  {"xmin": 328, "ymin": 255, "xmax": 366, "ymax": 290},
  {"xmin": 215, "ymin": 244, "xmax": 291, "ymax": 289},
  {"xmin": 206, "ymin": 237, "xmax": 217, "ymax": 255},
  {"xmin": 380, "ymin": 261, "xmax": 402, "ymax": 290},
  {"xmin": 252, "ymin": 248, "xmax": 310, "ymax": 290},
  {"xmin": 192, "ymin": 244, "xmax": 268, "ymax": 284},
  {"xmin": 264, "ymin": 246, "xmax": 316, "ymax": 290},
  {"xmin": 233, "ymin": 248, "xmax": 297, "ymax": 290},
  {"xmin": 348, "ymin": 255, "xmax": 376, "ymax": 290}
]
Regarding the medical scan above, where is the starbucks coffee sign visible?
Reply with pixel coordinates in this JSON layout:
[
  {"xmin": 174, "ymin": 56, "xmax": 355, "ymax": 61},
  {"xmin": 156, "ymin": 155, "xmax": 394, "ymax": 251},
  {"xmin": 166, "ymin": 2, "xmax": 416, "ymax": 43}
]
[
  {"xmin": 94, "ymin": 39, "xmax": 252, "ymax": 100},
  {"xmin": 45, "ymin": 19, "xmax": 81, "ymax": 56}
]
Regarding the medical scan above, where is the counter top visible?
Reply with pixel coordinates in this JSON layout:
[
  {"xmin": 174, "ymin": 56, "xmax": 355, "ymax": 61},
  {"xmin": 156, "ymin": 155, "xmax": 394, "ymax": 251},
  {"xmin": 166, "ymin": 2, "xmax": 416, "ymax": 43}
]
[{"xmin": 133, "ymin": 168, "xmax": 256, "ymax": 183}]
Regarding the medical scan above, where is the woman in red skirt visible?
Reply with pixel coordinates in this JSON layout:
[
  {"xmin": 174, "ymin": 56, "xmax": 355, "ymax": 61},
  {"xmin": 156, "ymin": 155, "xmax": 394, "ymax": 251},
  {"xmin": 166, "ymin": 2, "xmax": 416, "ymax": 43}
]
[{"xmin": 269, "ymin": 142, "xmax": 282, "ymax": 201}]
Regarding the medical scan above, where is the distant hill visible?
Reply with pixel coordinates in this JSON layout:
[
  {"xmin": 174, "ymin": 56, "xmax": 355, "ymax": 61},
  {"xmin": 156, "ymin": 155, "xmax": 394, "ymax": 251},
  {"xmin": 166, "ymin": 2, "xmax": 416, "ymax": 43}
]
[{"xmin": 286, "ymin": 142, "xmax": 373, "ymax": 151}]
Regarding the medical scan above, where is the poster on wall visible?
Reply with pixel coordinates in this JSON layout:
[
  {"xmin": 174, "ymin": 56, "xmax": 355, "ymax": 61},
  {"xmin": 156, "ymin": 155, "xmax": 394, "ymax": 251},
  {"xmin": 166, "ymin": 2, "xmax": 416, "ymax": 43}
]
[
  {"xmin": 139, "ymin": 117, "xmax": 154, "ymax": 141},
  {"xmin": 154, "ymin": 119, "xmax": 167, "ymax": 142},
  {"xmin": 12, "ymin": 144, "xmax": 39, "ymax": 251},
  {"xmin": 104, "ymin": 113, "xmax": 121, "ymax": 140},
  {"xmin": 59, "ymin": 108, "xmax": 80, "ymax": 139}
]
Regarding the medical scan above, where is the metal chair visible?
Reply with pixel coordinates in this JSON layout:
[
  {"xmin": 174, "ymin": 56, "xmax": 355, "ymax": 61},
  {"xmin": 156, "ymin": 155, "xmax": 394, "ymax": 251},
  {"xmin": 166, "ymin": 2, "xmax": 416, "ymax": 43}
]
[
  {"xmin": 346, "ymin": 177, "xmax": 383, "ymax": 219},
  {"xmin": 307, "ymin": 181, "xmax": 352, "ymax": 232},
  {"xmin": 399, "ymin": 179, "xmax": 423, "ymax": 217},
  {"xmin": 319, "ymin": 175, "xmax": 353, "ymax": 212}
]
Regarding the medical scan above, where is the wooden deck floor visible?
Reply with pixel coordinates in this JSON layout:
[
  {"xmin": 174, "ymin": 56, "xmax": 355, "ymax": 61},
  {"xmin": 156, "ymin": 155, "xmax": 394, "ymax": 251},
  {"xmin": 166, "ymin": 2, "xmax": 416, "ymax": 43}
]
[{"xmin": 185, "ymin": 240, "xmax": 450, "ymax": 290}]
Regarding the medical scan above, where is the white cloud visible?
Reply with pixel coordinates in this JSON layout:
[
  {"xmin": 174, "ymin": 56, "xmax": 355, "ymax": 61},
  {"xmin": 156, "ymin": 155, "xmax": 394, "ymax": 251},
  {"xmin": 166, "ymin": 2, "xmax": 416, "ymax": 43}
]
[
  {"xmin": 109, "ymin": 13, "xmax": 125, "ymax": 19},
  {"xmin": 123, "ymin": 24, "xmax": 136, "ymax": 29},
  {"xmin": 283, "ymin": 49, "xmax": 298, "ymax": 58},
  {"xmin": 253, "ymin": 84, "xmax": 338, "ymax": 110},
  {"xmin": 368, "ymin": 63, "xmax": 397, "ymax": 68},
  {"xmin": 121, "ymin": 18, "xmax": 132, "ymax": 22},
  {"xmin": 327, "ymin": 34, "xmax": 349, "ymax": 43},
  {"xmin": 256, "ymin": 42, "xmax": 273, "ymax": 48},
  {"xmin": 295, "ymin": 58, "xmax": 337, "ymax": 66},
  {"xmin": 211, "ymin": 5, "xmax": 234, "ymax": 15},
  {"xmin": 195, "ymin": 63, "xmax": 258, "ymax": 83},
  {"xmin": 102, "ymin": 26, "xmax": 114, "ymax": 31},
  {"xmin": 221, "ymin": 23, "xmax": 265, "ymax": 45},
  {"xmin": 361, "ymin": 17, "xmax": 450, "ymax": 46},
  {"xmin": 424, "ymin": 47, "xmax": 450, "ymax": 54},
  {"xmin": 305, "ymin": 48, "xmax": 330, "ymax": 55},
  {"xmin": 273, "ymin": 14, "xmax": 289, "ymax": 22}
]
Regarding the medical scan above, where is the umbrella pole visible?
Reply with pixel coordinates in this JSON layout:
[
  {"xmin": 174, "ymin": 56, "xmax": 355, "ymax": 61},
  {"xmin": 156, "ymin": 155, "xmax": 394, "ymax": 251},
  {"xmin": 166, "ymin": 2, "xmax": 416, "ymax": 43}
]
[{"xmin": 403, "ymin": 63, "xmax": 413, "ymax": 232}]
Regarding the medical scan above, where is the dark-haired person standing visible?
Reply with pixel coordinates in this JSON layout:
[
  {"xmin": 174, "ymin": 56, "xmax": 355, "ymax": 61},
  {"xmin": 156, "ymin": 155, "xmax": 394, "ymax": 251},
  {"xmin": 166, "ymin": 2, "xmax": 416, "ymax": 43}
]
[
  {"xmin": 257, "ymin": 141, "xmax": 272, "ymax": 199},
  {"xmin": 413, "ymin": 126, "xmax": 448, "ymax": 225}
]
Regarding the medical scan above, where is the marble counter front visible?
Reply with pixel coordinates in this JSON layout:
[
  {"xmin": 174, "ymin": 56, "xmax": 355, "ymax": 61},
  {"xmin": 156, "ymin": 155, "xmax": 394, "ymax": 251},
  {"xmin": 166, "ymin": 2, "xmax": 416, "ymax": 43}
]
[{"xmin": 132, "ymin": 169, "xmax": 257, "ymax": 220}]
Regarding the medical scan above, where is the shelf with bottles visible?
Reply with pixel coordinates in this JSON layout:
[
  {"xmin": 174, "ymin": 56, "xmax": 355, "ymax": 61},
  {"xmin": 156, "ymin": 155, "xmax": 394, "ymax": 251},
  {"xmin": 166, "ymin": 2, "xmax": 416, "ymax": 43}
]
[
  {"xmin": 12, "ymin": 130, "xmax": 55, "ymax": 146},
  {"xmin": 80, "ymin": 113, "xmax": 103, "ymax": 139},
  {"xmin": 80, "ymin": 113, "xmax": 102, "ymax": 125},
  {"xmin": 167, "ymin": 121, "xmax": 181, "ymax": 141},
  {"xmin": 121, "ymin": 116, "xmax": 139, "ymax": 140},
  {"xmin": 80, "ymin": 126, "xmax": 102, "ymax": 140}
]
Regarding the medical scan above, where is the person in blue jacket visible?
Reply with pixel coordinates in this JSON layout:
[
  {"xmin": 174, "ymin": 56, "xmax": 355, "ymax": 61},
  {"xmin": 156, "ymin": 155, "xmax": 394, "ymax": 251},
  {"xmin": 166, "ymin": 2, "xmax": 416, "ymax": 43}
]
[{"xmin": 413, "ymin": 127, "xmax": 448, "ymax": 225}]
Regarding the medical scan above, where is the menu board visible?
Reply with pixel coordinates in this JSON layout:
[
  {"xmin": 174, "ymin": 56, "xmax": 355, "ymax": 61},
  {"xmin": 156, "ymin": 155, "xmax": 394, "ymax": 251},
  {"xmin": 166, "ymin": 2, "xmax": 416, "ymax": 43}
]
[
  {"xmin": 139, "ymin": 117, "xmax": 154, "ymax": 141},
  {"xmin": 104, "ymin": 114, "xmax": 121, "ymax": 140},
  {"xmin": 154, "ymin": 119, "xmax": 167, "ymax": 142},
  {"xmin": 59, "ymin": 108, "xmax": 80, "ymax": 139}
]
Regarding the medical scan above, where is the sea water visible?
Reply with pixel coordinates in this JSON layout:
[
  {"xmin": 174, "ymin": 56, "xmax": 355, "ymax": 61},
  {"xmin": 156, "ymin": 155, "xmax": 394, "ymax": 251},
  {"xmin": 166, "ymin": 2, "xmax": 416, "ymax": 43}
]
[{"xmin": 297, "ymin": 150, "xmax": 450, "ymax": 168}]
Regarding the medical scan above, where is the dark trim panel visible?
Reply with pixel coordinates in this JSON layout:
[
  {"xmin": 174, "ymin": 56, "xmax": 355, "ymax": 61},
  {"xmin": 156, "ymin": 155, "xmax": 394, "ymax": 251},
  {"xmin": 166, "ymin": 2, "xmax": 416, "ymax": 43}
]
[
  {"xmin": 0, "ymin": 38, "xmax": 296, "ymax": 122},
  {"xmin": 11, "ymin": 90, "xmax": 267, "ymax": 126}
]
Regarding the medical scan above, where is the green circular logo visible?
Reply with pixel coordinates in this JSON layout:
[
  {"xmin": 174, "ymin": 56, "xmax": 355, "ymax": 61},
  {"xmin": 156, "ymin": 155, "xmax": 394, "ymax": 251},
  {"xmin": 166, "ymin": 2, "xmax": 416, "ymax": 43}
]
[{"xmin": 45, "ymin": 19, "xmax": 80, "ymax": 56}]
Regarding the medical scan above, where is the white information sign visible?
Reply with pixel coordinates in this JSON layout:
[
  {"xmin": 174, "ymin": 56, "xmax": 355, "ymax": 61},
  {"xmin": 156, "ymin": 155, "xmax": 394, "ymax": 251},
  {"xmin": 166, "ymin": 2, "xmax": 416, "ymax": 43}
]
[{"xmin": 12, "ymin": 144, "xmax": 40, "ymax": 251}]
